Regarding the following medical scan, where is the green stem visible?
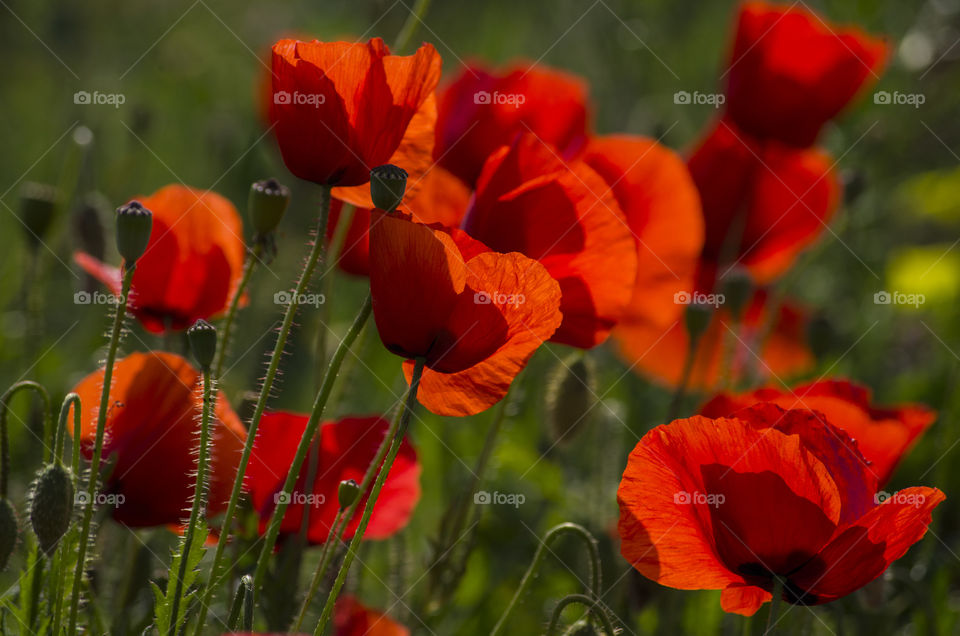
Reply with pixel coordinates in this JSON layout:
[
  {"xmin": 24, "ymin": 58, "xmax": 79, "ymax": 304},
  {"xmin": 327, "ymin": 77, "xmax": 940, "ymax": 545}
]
[
  {"xmin": 293, "ymin": 508, "xmax": 344, "ymax": 631},
  {"xmin": 193, "ymin": 185, "xmax": 332, "ymax": 634},
  {"xmin": 313, "ymin": 357, "xmax": 426, "ymax": 636},
  {"xmin": 251, "ymin": 295, "xmax": 373, "ymax": 594},
  {"xmin": 491, "ymin": 522, "xmax": 602, "ymax": 636},
  {"xmin": 546, "ymin": 593, "xmax": 615, "ymax": 636},
  {"xmin": 67, "ymin": 263, "xmax": 136, "ymax": 635},
  {"xmin": 49, "ymin": 393, "xmax": 81, "ymax": 636},
  {"xmin": 392, "ymin": 0, "xmax": 432, "ymax": 52},
  {"xmin": 226, "ymin": 575, "xmax": 253, "ymax": 631},
  {"xmin": 213, "ymin": 243, "xmax": 262, "ymax": 380},
  {"xmin": 55, "ymin": 393, "xmax": 80, "ymax": 468},
  {"xmin": 0, "ymin": 380, "xmax": 51, "ymax": 498},
  {"xmin": 764, "ymin": 577, "xmax": 784, "ymax": 635},
  {"xmin": 313, "ymin": 202, "xmax": 354, "ymax": 387}
]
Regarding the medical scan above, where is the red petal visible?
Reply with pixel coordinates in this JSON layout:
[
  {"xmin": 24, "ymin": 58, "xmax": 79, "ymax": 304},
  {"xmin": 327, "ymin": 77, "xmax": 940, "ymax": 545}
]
[{"xmin": 334, "ymin": 596, "xmax": 410, "ymax": 636}]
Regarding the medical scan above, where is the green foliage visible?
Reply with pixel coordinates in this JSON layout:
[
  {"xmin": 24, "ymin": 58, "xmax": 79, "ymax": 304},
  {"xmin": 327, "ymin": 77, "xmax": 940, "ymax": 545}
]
[{"xmin": 152, "ymin": 523, "xmax": 208, "ymax": 636}]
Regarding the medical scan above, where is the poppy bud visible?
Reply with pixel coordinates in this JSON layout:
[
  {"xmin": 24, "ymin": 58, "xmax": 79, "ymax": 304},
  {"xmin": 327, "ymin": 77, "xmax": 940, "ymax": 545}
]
[
  {"xmin": 338, "ymin": 479, "xmax": 360, "ymax": 510},
  {"xmin": 545, "ymin": 354, "xmax": 595, "ymax": 445},
  {"xmin": 19, "ymin": 182, "xmax": 58, "ymax": 247},
  {"xmin": 369, "ymin": 164, "xmax": 408, "ymax": 211},
  {"xmin": 684, "ymin": 302, "xmax": 713, "ymax": 343},
  {"xmin": 29, "ymin": 463, "xmax": 74, "ymax": 555},
  {"xmin": 249, "ymin": 178, "xmax": 290, "ymax": 237},
  {"xmin": 187, "ymin": 319, "xmax": 218, "ymax": 371},
  {"xmin": 115, "ymin": 201, "xmax": 153, "ymax": 264},
  {"xmin": 0, "ymin": 499, "xmax": 18, "ymax": 571},
  {"xmin": 566, "ymin": 620, "xmax": 598, "ymax": 636},
  {"xmin": 720, "ymin": 267, "xmax": 753, "ymax": 321}
]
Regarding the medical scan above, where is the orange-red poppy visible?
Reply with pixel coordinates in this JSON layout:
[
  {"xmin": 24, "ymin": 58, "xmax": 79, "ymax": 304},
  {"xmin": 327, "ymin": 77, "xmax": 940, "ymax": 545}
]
[
  {"xmin": 701, "ymin": 380, "xmax": 935, "ymax": 486},
  {"xmin": 334, "ymin": 596, "xmax": 409, "ymax": 636},
  {"xmin": 270, "ymin": 38, "xmax": 441, "ymax": 186},
  {"xmin": 434, "ymin": 63, "xmax": 589, "ymax": 187},
  {"xmin": 71, "ymin": 352, "xmax": 246, "ymax": 527},
  {"xmin": 369, "ymin": 211, "xmax": 562, "ymax": 416},
  {"xmin": 245, "ymin": 413, "xmax": 419, "ymax": 543},
  {"xmin": 462, "ymin": 133, "xmax": 636, "ymax": 349},
  {"xmin": 725, "ymin": 1, "xmax": 888, "ymax": 147},
  {"xmin": 618, "ymin": 403, "xmax": 944, "ymax": 616},
  {"xmin": 75, "ymin": 184, "xmax": 246, "ymax": 334}
]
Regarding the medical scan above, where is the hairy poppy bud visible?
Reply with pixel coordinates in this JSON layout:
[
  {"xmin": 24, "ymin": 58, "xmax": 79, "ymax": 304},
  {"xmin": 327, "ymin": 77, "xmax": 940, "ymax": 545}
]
[
  {"xmin": 115, "ymin": 200, "xmax": 153, "ymax": 264},
  {"xmin": 720, "ymin": 267, "xmax": 753, "ymax": 321},
  {"xmin": 369, "ymin": 164, "xmax": 408, "ymax": 211},
  {"xmin": 19, "ymin": 182, "xmax": 58, "ymax": 247},
  {"xmin": 546, "ymin": 354, "xmax": 595, "ymax": 445},
  {"xmin": 249, "ymin": 178, "xmax": 290, "ymax": 237},
  {"xmin": 338, "ymin": 479, "xmax": 360, "ymax": 510},
  {"xmin": 684, "ymin": 301, "xmax": 713, "ymax": 343},
  {"xmin": 29, "ymin": 463, "xmax": 74, "ymax": 555},
  {"xmin": 0, "ymin": 499, "xmax": 18, "ymax": 571},
  {"xmin": 187, "ymin": 319, "xmax": 218, "ymax": 371}
]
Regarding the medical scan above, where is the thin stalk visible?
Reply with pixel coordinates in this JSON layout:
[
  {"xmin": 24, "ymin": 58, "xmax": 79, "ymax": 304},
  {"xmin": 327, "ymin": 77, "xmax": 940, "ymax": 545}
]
[
  {"xmin": 0, "ymin": 380, "xmax": 51, "ymax": 497},
  {"xmin": 546, "ymin": 593, "xmax": 615, "ymax": 636},
  {"xmin": 392, "ymin": 0, "xmax": 432, "ymax": 52},
  {"xmin": 666, "ymin": 330, "xmax": 704, "ymax": 422},
  {"xmin": 67, "ymin": 263, "xmax": 136, "ymax": 635},
  {"xmin": 213, "ymin": 243, "xmax": 263, "ymax": 380},
  {"xmin": 292, "ymin": 508, "xmax": 343, "ymax": 631},
  {"xmin": 764, "ymin": 577, "xmax": 784, "ymax": 635},
  {"xmin": 226, "ymin": 575, "xmax": 253, "ymax": 631},
  {"xmin": 193, "ymin": 185, "xmax": 332, "ymax": 634},
  {"xmin": 49, "ymin": 392, "xmax": 80, "ymax": 636},
  {"xmin": 313, "ymin": 202, "xmax": 354, "ymax": 386}
]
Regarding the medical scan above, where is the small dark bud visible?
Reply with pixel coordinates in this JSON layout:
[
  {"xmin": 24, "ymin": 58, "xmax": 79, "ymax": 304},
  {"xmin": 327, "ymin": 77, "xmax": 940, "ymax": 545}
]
[
  {"xmin": 0, "ymin": 499, "xmax": 18, "ymax": 571},
  {"xmin": 19, "ymin": 182, "xmax": 58, "ymax": 247},
  {"xmin": 684, "ymin": 302, "xmax": 713, "ymax": 343},
  {"xmin": 369, "ymin": 164, "xmax": 408, "ymax": 211},
  {"xmin": 720, "ymin": 267, "xmax": 753, "ymax": 321},
  {"xmin": 249, "ymin": 178, "xmax": 290, "ymax": 237},
  {"xmin": 29, "ymin": 463, "xmax": 74, "ymax": 555},
  {"xmin": 546, "ymin": 354, "xmax": 595, "ymax": 445},
  {"xmin": 115, "ymin": 201, "xmax": 153, "ymax": 264},
  {"xmin": 338, "ymin": 479, "xmax": 360, "ymax": 510},
  {"xmin": 187, "ymin": 319, "xmax": 218, "ymax": 371}
]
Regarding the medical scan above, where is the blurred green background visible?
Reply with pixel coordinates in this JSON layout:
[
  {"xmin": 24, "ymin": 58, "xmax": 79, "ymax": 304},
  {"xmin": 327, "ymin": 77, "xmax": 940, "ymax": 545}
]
[{"xmin": 2, "ymin": 0, "xmax": 960, "ymax": 633}]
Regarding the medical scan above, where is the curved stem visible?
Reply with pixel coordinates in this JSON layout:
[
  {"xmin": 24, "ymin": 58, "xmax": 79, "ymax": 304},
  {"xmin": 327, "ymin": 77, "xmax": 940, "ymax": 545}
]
[
  {"xmin": 67, "ymin": 263, "xmax": 136, "ymax": 635},
  {"xmin": 0, "ymin": 380, "xmax": 51, "ymax": 498},
  {"xmin": 491, "ymin": 522, "xmax": 602, "ymax": 636},
  {"xmin": 251, "ymin": 295, "xmax": 373, "ymax": 594},
  {"xmin": 392, "ymin": 0, "xmax": 432, "ymax": 52},
  {"xmin": 193, "ymin": 185, "xmax": 332, "ymax": 634},
  {"xmin": 764, "ymin": 577, "xmax": 784, "ymax": 635},
  {"xmin": 213, "ymin": 243, "xmax": 262, "ymax": 380},
  {"xmin": 168, "ymin": 366, "xmax": 214, "ymax": 635},
  {"xmin": 293, "ymin": 508, "xmax": 343, "ymax": 631},
  {"xmin": 55, "ymin": 393, "xmax": 80, "ymax": 468},
  {"xmin": 546, "ymin": 593, "xmax": 615, "ymax": 636},
  {"xmin": 313, "ymin": 357, "xmax": 426, "ymax": 636}
]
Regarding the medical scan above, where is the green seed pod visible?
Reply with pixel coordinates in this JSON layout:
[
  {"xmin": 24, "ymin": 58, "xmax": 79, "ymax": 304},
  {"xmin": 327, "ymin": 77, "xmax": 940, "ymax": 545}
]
[
  {"xmin": 566, "ymin": 620, "xmax": 598, "ymax": 636},
  {"xmin": 369, "ymin": 164, "xmax": 408, "ymax": 212},
  {"xmin": 0, "ymin": 498, "xmax": 18, "ymax": 570},
  {"xmin": 115, "ymin": 200, "xmax": 153, "ymax": 264},
  {"xmin": 249, "ymin": 178, "xmax": 290, "ymax": 237},
  {"xmin": 29, "ymin": 463, "xmax": 74, "ymax": 556},
  {"xmin": 19, "ymin": 181, "xmax": 58, "ymax": 247},
  {"xmin": 720, "ymin": 267, "xmax": 753, "ymax": 321},
  {"xmin": 338, "ymin": 479, "xmax": 360, "ymax": 510},
  {"xmin": 187, "ymin": 319, "xmax": 218, "ymax": 371},
  {"xmin": 684, "ymin": 302, "xmax": 713, "ymax": 344},
  {"xmin": 545, "ymin": 354, "xmax": 595, "ymax": 445}
]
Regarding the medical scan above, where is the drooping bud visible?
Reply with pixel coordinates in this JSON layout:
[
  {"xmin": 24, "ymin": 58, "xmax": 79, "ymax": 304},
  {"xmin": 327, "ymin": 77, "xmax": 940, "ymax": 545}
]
[
  {"xmin": 29, "ymin": 463, "xmax": 74, "ymax": 555},
  {"xmin": 0, "ymin": 499, "xmax": 18, "ymax": 571},
  {"xmin": 338, "ymin": 479, "xmax": 360, "ymax": 510},
  {"xmin": 720, "ymin": 267, "xmax": 753, "ymax": 321},
  {"xmin": 115, "ymin": 201, "xmax": 153, "ymax": 264},
  {"xmin": 684, "ymin": 301, "xmax": 713, "ymax": 344},
  {"xmin": 19, "ymin": 182, "xmax": 58, "ymax": 247},
  {"xmin": 546, "ymin": 354, "xmax": 595, "ymax": 445},
  {"xmin": 249, "ymin": 178, "xmax": 290, "ymax": 237},
  {"xmin": 187, "ymin": 319, "xmax": 218, "ymax": 371},
  {"xmin": 369, "ymin": 164, "xmax": 408, "ymax": 212}
]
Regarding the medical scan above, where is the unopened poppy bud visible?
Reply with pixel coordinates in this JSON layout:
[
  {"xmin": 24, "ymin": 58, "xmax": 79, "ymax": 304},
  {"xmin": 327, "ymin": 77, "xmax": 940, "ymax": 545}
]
[
  {"xmin": 249, "ymin": 178, "xmax": 290, "ymax": 237},
  {"xmin": 0, "ymin": 499, "xmax": 18, "ymax": 571},
  {"xmin": 566, "ymin": 620, "xmax": 598, "ymax": 636},
  {"xmin": 369, "ymin": 164, "xmax": 408, "ymax": 211},
  {"xmin": 684, "ymin": 302, "xmax": 713, "ymax": 343},
  {"xmin": 115, "ymin": 201, "xmax": 153, "ymax": 264},
  {"xmin": 546, "ymin": 354, "xmax": 595, "ymax": 445},
  {"xmin": 19, "ymin": 182, "xmax": 58, "ymax": 247},
  {"xmin": 338, "ymin": 479, "xmax": 360, "ymax": 510},
  {"xmin": 29, "ymin": 463, "xmax": 74, "ymax": 555},
  {"xmin": 187, "ymin": 319, "xmax": 218, "ymax": 371},
  {"xmin": 721, "ymin": 267, "xmax": 753, "ymax": 321}
]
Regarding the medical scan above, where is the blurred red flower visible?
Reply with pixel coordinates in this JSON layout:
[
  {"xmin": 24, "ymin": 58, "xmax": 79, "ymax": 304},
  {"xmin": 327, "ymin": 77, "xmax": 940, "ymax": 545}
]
[
  {"xmin": 701, "ymin": 379, "xmax": 935, "ymax": 485},
  {"xmin": 71, "ymin": 352, "xmax": 246, "ymax": 527},
  {"xmin": 369, "ymin": 211, "xmax": 562, "ymax": 415},
  {"xmin": 75, "ymin": 184, "xmax": 246, "ymax": 334},
  {"xmin": 618, "ymin": 403, "xmax": 944, "ymax": 616},
  {"xmin": 245, "ymin": 413, "xmax": 420, "ymax": 543},
  {"xmin": 270, "ymin": 38, "xmax": 441, "ymax": 186},
  {"xmin": 334, "ymin": 596, "xmax": 409, "ymax": 636}
]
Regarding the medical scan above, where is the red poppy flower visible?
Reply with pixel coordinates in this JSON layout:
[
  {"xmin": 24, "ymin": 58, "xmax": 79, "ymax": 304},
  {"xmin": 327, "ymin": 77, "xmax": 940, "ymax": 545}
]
[
  {"xmin": 701, "ymin": 380, "xmax": 935, "ymax": 486},
  {"xmin": 270, "ymin": 38, "xmax": 441, "ymax": 186},
  {"xmin": 688, "ymin": 118, "xmax": 840, "ymax": 287},
  {"xmin": 434, "ymin": 63, "xmax": 590, "ymax": 187},
  {"xmin": 71, "ymin": 352, "xmax": 247, "ymax": 528},
  {"xmin": 334, "ymin": 596, "xmax": 409, "ymax": 636},
  {"xmin": 618, "ymin": 403, "xmax": 944, "ymax": 616},
  {"xmin": 245, "ymin": 413, "xmax": 420, "ymax": 543},
  {"xmin": 462, "ymin": 133, "xmax": 636, "ymax": 349},
  {"xmin": 369, "ymin": 211, "xmax": 562, "ymax": 416},
  {"xmin": 75, "ymin": 184, "xmax": 246, "ymax": 334},
  {"xmin": 725, "ymin": 1, "xmax": 888, "ymax": 147}
]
